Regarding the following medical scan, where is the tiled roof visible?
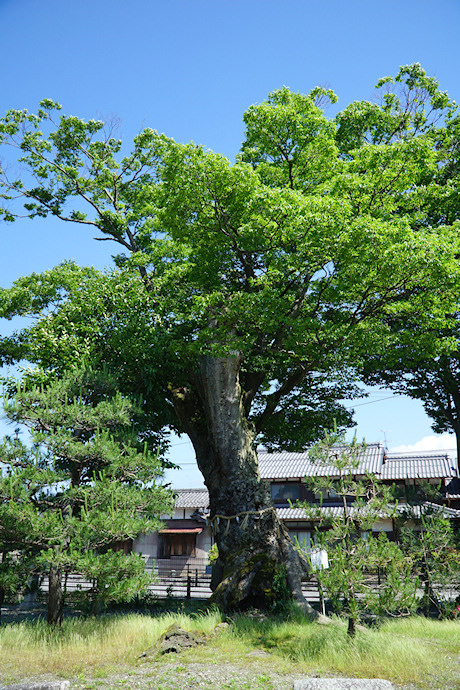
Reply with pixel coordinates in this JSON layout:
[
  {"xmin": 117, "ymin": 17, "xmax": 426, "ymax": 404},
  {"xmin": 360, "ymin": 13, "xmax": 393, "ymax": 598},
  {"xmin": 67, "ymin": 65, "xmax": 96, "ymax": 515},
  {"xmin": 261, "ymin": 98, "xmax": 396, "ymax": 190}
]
[
  {"xmin": 174, "ymin": 488, "xmax": 209, "ymax": 508},
  {"xmin": 258, "ymin": 443, "xmax": 385, "ymax": 480},
  {"xmin": 279, "ymin": 502, "xmax": 460, "ymax": 521},
  {"xmin": 275, "ymin": 505, "xmax": 380, "ymax": 520},
  {"xmin": 173, "ymin": 448, "xmax": 458, "ymax": 510},
  {"xmin": 173, "ymin": 490, "xmax": 460, "ymax": 521},
  {"xmin": 276, "ymin": 507, "xmax": 309, "ymax": 520},
  {"xmin": 381, "ymin": 454, "xmax": 456, "ymax": 480},
  {"xmin": 396, "ymin": 501, "xmax": 460, "ymax": 519}
]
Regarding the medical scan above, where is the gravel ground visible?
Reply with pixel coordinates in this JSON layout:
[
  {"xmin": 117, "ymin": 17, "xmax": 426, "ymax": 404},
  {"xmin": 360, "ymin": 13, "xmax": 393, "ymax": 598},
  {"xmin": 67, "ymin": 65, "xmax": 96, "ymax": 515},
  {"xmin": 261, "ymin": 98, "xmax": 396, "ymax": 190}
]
[
  {"xmin": 65, "ymin": 664, "xmax": 455, "ymax": 690},
  {"xmin": 2, "ymin": 659, "xmax": 430, "ymax": 690},
  {"xmin": 4, "ymin": 662, "xmax": 409, "ymax": 690},
  {"xmin": 71, "ymin": 659, "xmax": 308, "ymax": 689}
]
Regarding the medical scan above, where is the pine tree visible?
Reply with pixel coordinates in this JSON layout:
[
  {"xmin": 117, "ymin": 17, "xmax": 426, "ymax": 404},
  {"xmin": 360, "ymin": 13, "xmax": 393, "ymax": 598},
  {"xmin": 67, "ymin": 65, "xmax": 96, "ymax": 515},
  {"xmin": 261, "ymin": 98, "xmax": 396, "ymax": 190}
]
[
  {"xmin": 397, "ymin": 508, "xmax": 460, "ymax": 617},
  {"xmin": 0, "ymin": 367, "xmax": 174, "ymax": 625},
  {"xmin": 304, "ymin": 430, "xmax": 417, "ymax": 635}
]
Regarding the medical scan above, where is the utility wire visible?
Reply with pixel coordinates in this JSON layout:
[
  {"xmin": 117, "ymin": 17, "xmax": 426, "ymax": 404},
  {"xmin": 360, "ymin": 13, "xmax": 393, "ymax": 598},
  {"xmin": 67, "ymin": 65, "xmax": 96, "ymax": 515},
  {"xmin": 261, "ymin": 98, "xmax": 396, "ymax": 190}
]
[
  {"xmin": 168, "ymin": 394, "xmax": 403, "ymax": 448},
  {"xmin": 346, "ymin": 394, "xmax": 402, "ymax": 408},
  {"xmin": 166, "ymin": 393, "xmax": 456, "ymax": 463}
]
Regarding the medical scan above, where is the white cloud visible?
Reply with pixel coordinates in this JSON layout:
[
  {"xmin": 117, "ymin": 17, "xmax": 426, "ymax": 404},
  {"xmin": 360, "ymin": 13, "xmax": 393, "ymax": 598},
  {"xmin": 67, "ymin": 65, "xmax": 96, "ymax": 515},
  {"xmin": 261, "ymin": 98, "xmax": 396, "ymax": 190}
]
[{"xmin": 390, "ymin": 433, "xmax": 457, "ymax": 455}]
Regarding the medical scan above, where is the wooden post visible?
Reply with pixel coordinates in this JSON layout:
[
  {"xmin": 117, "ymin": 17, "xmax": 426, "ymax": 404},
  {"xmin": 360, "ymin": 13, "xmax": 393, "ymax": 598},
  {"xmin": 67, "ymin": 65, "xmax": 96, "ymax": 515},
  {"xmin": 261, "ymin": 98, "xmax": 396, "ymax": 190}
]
[{"xmin": 317, "ymin": 578, "xmax": 326, "ymax": 617}]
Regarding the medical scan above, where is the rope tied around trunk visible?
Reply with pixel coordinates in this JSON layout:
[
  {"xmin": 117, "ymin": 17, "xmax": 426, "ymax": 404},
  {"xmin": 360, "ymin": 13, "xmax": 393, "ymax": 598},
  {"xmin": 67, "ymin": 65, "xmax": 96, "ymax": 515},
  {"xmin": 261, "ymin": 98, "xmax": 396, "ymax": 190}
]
[{"xmin": 210, "ymin": 507, "xmax": 276, "ymax": 535}]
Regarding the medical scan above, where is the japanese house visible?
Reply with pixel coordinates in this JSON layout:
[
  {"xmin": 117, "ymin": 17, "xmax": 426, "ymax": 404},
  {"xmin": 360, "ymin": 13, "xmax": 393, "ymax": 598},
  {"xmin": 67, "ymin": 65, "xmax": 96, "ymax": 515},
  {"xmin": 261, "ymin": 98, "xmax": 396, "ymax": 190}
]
[{"xmin": 133, "ymin": 443, "xmax": 460, "ymax": 572}]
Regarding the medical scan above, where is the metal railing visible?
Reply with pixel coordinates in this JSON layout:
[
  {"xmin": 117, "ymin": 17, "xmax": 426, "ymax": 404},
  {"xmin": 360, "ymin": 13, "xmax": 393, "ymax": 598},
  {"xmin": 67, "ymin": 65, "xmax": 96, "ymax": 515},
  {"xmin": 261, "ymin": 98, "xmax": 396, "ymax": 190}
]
[
  {"xmin": 153, "ymin": 556, "xmax": 211, "ymax": 578},
  {"xmin": 37, "ymin": 560, "xmax": 460, "ymax": 607},
  {"xmin": 149, "ymin": 557, "xmax": 212, "ymax": 599},
  {"xmin": 39, "ymin": 558, "xmax": 214, "ymax": 601}
]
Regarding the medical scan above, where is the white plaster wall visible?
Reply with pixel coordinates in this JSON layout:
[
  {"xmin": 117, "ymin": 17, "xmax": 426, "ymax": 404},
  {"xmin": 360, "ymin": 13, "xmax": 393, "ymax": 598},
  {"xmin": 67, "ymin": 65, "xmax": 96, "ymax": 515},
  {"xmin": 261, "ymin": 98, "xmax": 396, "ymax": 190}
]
[
  {"xmin": 372, "ymin": 518, "xmax": 394, "ymax": 532},
  {"xmin": 196, "ymin": 526, "xmax": 212, "ymax": 558},
  {"xmin": 133, "ymin": 532, "xmax": 158, "ymax": 565}
]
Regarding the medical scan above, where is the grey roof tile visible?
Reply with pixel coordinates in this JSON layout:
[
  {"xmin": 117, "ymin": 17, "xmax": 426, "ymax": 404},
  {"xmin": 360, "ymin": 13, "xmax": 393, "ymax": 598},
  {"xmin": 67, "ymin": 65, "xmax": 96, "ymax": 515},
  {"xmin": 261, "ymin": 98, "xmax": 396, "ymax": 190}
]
[
  {"xmin": 278, "ymin": 504, "xmax": 393, "ymax": 520},
  {"xmin": 396, "ymin": 501, "xmax": 460, "ymax": 519},
  {"xmin": 276, "ymin": 507, "xmax": 308, "ymax": 520},
  {"xmin": 172, "ymin": 449, "xmax": 458, "ymax": 510},
  {"xmin": 279, "ymin": 502, "xmax": 460, "ymax": 521},
  {"xmin": 172, "ymin": 490, "xmax": 460, "ymax": 521},
  {"xmin": 174, "ymin": 488, "xmax": 209, "ymax": 508},
  {"xmin": 258, "ymin": 443, "xmax": 385, "ymax": 479},
  {"xmin": 381, "ymin": 454, "xmax": 456, "ymax": 480}
]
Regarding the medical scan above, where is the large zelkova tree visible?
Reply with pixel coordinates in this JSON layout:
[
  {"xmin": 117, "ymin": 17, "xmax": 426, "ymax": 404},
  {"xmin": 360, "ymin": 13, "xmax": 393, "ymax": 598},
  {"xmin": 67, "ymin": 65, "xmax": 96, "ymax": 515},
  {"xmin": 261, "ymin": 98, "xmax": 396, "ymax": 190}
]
[
  {"xmin": 0, "ymin": 64, "xmax": 459, "ymax": 615},
  {"xmin": 0, "ymin": 367, "xmax": 173, "ymax": 625},
  {"xmin": 347, "ymin": 72, "xmax": 460, "ymax": 475}
]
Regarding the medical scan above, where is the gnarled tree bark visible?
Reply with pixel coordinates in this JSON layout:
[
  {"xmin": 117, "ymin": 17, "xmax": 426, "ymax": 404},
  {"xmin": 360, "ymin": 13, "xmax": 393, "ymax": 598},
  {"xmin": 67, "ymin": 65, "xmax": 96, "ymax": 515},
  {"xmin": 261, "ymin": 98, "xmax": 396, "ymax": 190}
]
[{"xmin": 172, "ymin": 354, "xmax": 326, "ymax": 619}]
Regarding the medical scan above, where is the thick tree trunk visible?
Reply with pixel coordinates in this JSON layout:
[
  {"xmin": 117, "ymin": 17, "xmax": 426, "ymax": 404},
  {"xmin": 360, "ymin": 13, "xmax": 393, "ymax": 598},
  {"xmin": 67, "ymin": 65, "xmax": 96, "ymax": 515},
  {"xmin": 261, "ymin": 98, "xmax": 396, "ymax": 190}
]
[
  {"xmin": 47, "ymin": 565, "xmax": 64, "ymax": 626},
  {"xmin": 174, "ymin": 355, "xmax": 326, "ymax": 619}
]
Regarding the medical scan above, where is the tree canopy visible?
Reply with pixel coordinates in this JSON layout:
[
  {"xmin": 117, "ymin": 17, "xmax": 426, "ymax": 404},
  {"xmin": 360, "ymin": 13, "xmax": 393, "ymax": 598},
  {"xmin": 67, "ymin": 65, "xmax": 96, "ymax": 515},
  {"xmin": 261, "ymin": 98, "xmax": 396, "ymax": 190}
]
[
  {"xmin": 0, "ymin": 64, "xmax": 459, "ymax": 612},
  {"xmin": 1, "ymin": 66, "xmax": 459, "ymax": 450}
]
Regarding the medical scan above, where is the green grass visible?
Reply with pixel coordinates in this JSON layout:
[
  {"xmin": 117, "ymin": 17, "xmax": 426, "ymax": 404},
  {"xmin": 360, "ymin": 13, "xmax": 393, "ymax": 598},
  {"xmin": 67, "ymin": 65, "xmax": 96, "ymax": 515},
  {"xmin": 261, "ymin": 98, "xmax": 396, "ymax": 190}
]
[
  {"xmin": 0, "ymin": 608, "xmax": 223, "ymax": 678},
  {"xmin": 224, "ymin": 612, "xmax": 460, "ymax": 686},
  {"xmin": 0, "ymin": 610, "xmax": 458, "ymax": 688}
]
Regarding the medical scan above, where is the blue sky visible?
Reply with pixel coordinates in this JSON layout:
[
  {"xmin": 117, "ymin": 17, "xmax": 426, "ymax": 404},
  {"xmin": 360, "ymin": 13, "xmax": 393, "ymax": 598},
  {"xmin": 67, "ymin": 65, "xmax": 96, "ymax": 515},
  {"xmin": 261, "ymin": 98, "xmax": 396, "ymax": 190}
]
[{"xmin": 1, "ymin": 0, "xmax": 459, "ymax": 487}]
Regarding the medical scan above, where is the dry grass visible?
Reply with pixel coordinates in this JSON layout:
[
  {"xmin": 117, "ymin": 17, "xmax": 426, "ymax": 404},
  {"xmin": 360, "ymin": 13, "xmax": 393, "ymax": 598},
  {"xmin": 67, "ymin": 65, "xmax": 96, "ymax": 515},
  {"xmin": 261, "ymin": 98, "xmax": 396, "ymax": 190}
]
[
  {"xmin": 219, "ymin": 613, "xmax": 460, "ymax": 687},
  {"xmin": 0, "ymin": 609, "xmax": 223, "ymax": 678},
  {"xmin": 0, "ymin": 610, "xmax": 458, "ymax": 688}
]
